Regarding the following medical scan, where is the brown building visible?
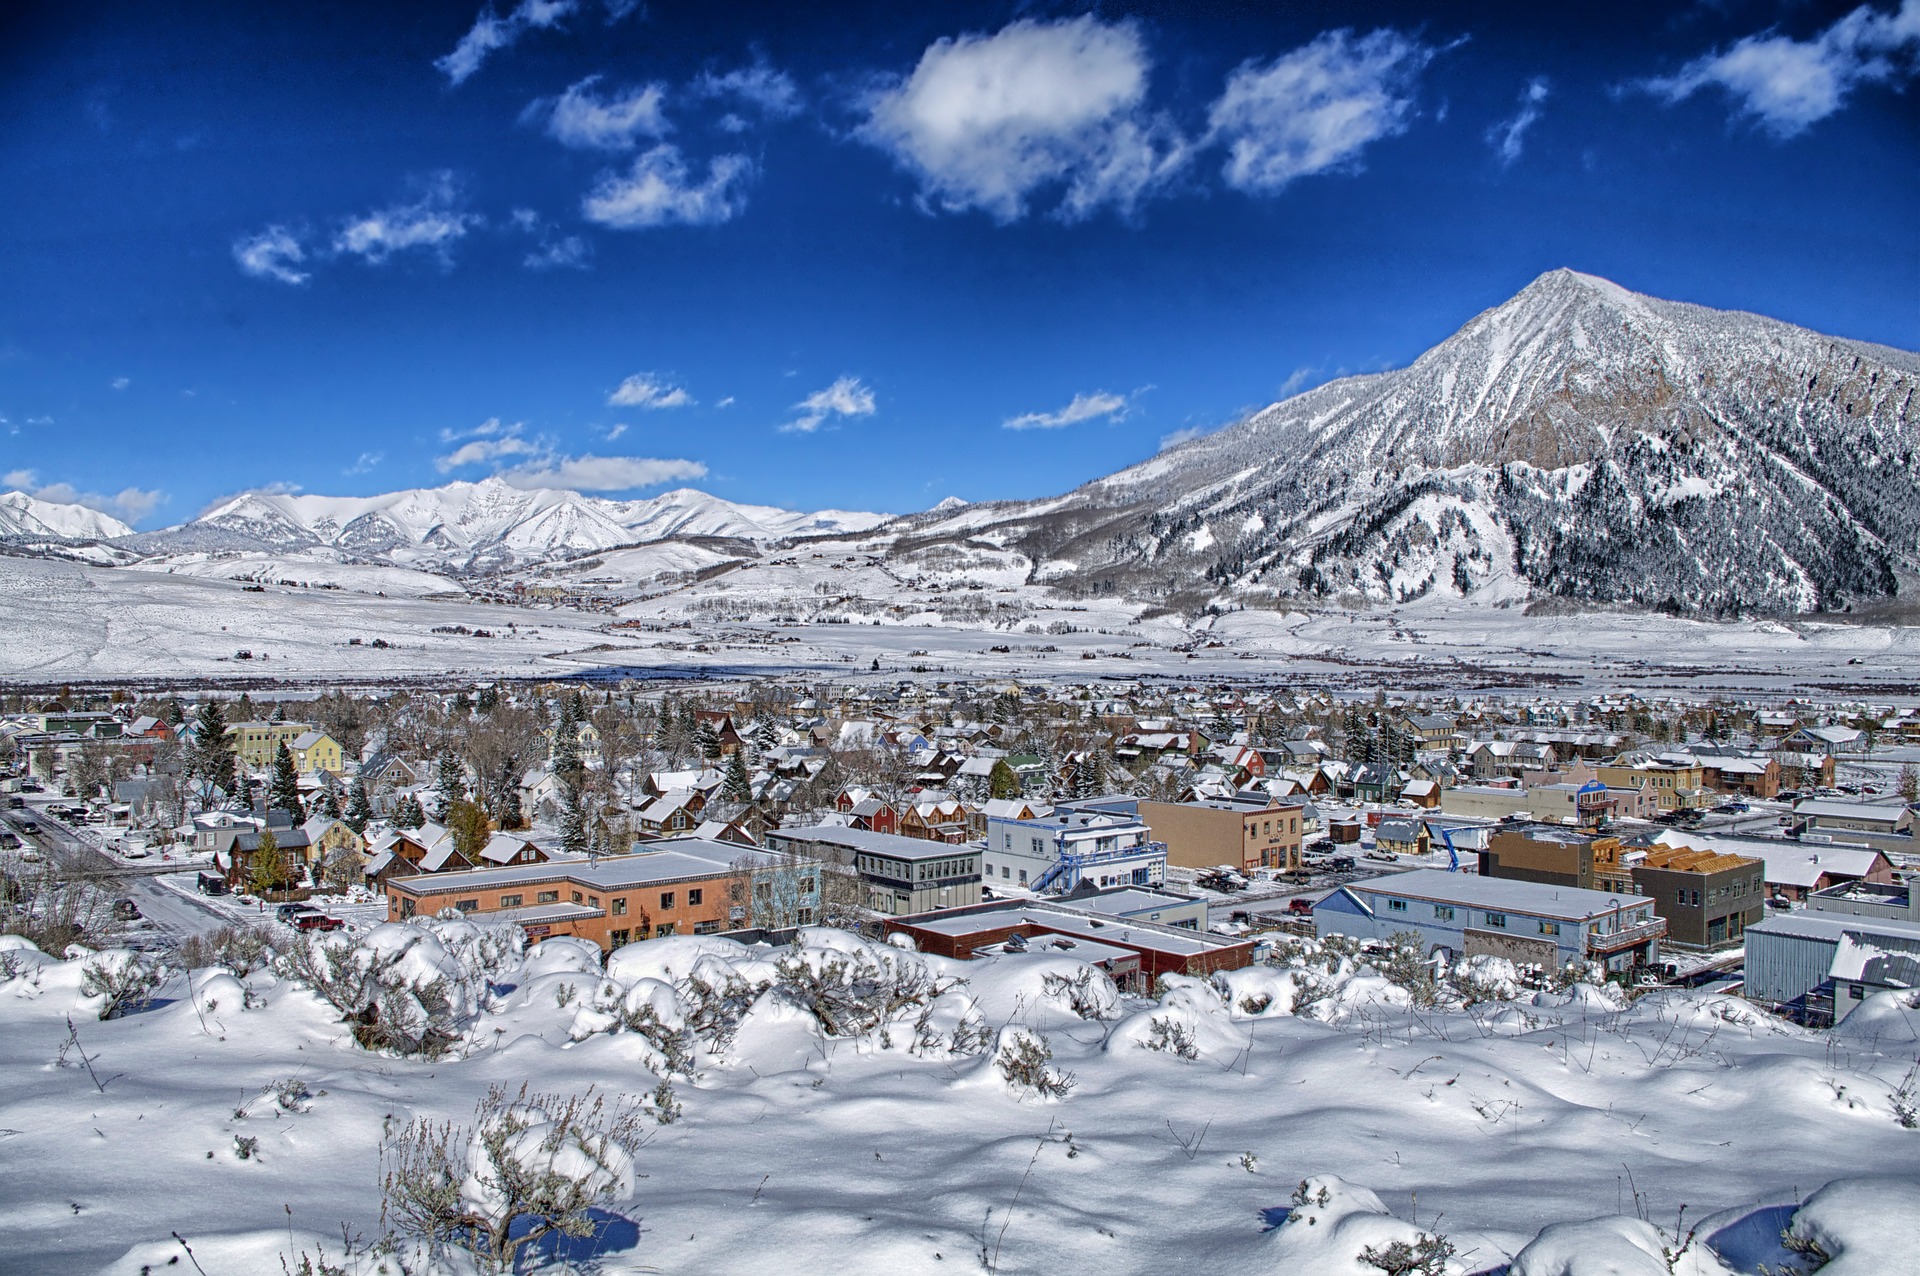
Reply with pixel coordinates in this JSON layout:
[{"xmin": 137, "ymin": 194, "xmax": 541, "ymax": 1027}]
[
  {"xmin": 1141, "ymin": 798, "xmax": 1303, "ymax": 873},
  {"xmin": 886, "ymin": 898, "xmax": 1257, "ymax": 991},
  {"xmin": 1594, "ymin": 761, "xmax": 1709, "ymax": 811},
  {"xmin": 382, "ymin": 839, "xmax": 795, "ymax": 950},
  {"xmin": 1480, "ymin": 825, "xmax": 1605, "ymax": 889},
  {"xmin": 1631, "ymin": 845, "xmax": 1765, "ymax": 949}
]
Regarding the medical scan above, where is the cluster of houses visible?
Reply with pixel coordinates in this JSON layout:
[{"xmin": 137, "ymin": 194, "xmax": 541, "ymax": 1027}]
[{"xmin": 5, "ymin": 684, "xmax": 1916, "ymax": 1022}]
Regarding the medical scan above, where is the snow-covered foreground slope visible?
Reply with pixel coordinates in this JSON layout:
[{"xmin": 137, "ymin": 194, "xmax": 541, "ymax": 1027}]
[{"xmin": 2, "ymin": 925, "xmax": 1915, "ymax": 1275}]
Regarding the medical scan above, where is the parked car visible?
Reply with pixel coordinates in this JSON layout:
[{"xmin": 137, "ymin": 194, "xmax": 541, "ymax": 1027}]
[
  {"xmin": 293, "ymin": 912, "xmax": 344, "ymax": 932},
  {"xmin": 1287, "ymin": 898, "xmax": 1316, "ymax": 917},
  {"xmin": 5, "ymin": 796, "xmax": 23, "ymax": 809},
  {"xmin": 17, "ymin": 821, "xmax": 39, "ymax": 835},
  {"xmin": 0, "ymin": 832, "xmax": 18, "ymax": 849},
  {"xmin": 1329, "ymin": 855, "xmax": 1357, "ymax": 872},
  {"xmin": 275, "ymin": 902, "xmax": 317, "ymax": 923},
  {"xmin": 112, "ymin": 899, "xmax": 142, "ymax": 921}
]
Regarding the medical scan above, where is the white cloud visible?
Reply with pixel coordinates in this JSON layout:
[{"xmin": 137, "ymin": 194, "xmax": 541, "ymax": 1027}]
[
  {"xmin": 1641, "ymin": 1, "xmax": 1920, "ymax": 136},
  {"xmin": 526, "ymin": 235, "xmax": 591, "ymax": 270},
  {"xmin": 232, "ymin": 225, "xmax": 309, "ymax": 284},
  {"xmin": 714, "ymin": 396, "xmax": 735, "ymax": 409},
  {"xmin": 608, "ymin": 372, "xmax": 693, "ymax": 409},
  {"xmin": 782, "ymin": 376, "xmax": 876, "ymax": 434},
  {"xmin": 334, "ymin": 173, "xmax": 480, "ymax": 265},
  {"xmin": 603, "ymin": 422, "xmax": 628, "ymax": 441},
  {"xmin": 436, "ymin": 0, "xmax": 576, "ymax": 86},
  {"xmin": 436, "ymin": 419, "xmax": 544, "ymax": 471},
  {"xmin": 1207, "ymin": 28, "xmax": 1440, "ymax": 192},
  {"xmin": 694, "ymin": 59, "xmax": 802, "ymax": 118},
  {"xmin": 110, "ymin": 377, "xmax": 130, "ymax": 390},
  {"xmin": 344, "ymin": 451, "xmax": 384, "ymax": 475},
  {"xmin": 501, "ymin": 454, "xmax": 707, "ymax": 491},
  {"xmin": 1003, "ymin": 390, "xmax": 1129, "ymax": 431},
  {"xmin": 532, "ymin": 76, "xmax": 671, "ymax": 149},
  {"xmin": 858, "ymin": 16, "xmax": 1188, "ymax": 223},
  {"xmin": 4, "ymin": 470, "xmax": 164, "ymax": 522},
  {"xmin": 581, "ymin": 145, "xmax": 754, "ymax": 228},
  {"xmin": 1488, "ymin": 77, "xmax": 1550, "ymax": 165},
  {"xmin": 1157, "ymin": 425, "xmax": 1209, "ymax": 451}
]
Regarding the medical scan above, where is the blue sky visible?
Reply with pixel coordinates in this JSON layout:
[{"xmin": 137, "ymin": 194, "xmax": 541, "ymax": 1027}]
[{"xmin": 2, "ymin": 1, "xmax": 1916, "ymax": 527}]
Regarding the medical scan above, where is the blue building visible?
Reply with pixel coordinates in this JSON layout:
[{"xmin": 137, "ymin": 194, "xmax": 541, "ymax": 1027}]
[{"xmin": 1315, "ymin": 868, "xmax": 1665, "ymax": 972}]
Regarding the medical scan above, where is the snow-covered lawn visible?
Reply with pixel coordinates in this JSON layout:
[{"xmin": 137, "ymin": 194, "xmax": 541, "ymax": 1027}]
[{"xmin": 2, "ymin": 923, "xmax": 1915, "ymax": 1275}]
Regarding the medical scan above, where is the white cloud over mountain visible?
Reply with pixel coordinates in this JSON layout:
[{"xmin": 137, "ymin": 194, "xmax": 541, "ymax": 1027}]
[
  {"xmin": 1003, "ymin": 390, "xmax": 1129, "ymax": 431},
  {"xmin": 782, "ymin": 376, "xmax": 876, "ymax": 434}
]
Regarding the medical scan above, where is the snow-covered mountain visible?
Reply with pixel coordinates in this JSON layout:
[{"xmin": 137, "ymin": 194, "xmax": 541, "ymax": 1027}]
[
  {"xmin": 122, "ymin": 479, "xmax": 889, "ymax": 573},
  {"xmin": 895, "ymin": 270, "xmax": 1920, "ymax": 616},
  {"xmin": 0, "ymin": 490, "xmax": 135, "ymax": 540}
]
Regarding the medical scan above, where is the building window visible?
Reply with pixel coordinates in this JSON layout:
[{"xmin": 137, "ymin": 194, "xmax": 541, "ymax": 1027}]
[
  {"xmin": 611, "ymin": 898, "xmax": 626, "ymax": 916},
  {"xmin": 1538, "ymin": 921, "xmax": 1559, "ymax": 936},
  {"xmin": 1387, "ymin": 899, "xmax": 1408, "ymax": 913},
  {"xmin": 654, "ymin": 923, "xmax": 676, "ymax": 937},
  {"xmin": 693, "ymin": 920, "xmax": 722, "ymax": 934},
  {"xmin": 688, "ymin": 888, "xmax": 703, "ymax": 906},
  {"xmin": 660, "ymin": 891, "xmax": 675, "ymax": 909},
  {"xmin": 571, "ymin": 891, "xmax": 583, "ymax": 904},
  {"xmin": 499, "ymin": 894, "xmax": 522, "ymax": 908},
  {"xmin": 455, "ymin": 899, "xmax": 478, "ymax": 912},
  {"xmin": 1484, "ymin": 911, "xmax": 1507, "ymax": 929},
  {"xmin": 1434, "ymin": 905, "xmax": 1454, "ymax": 921},
  {"xmin": 400, "ymin": 898, "xmax": 415, "ymax": 917},
  {"xmin": 610, "ymin": 929, "xmax": 630, "ymax": 946}
]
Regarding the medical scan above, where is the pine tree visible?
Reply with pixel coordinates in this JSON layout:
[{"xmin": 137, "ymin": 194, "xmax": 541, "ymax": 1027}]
[
  {"xmin": 163, "ymin": 698, "xmax": 185, "ymax": 728},
  {"xmin": 268, "ymin": 702, "xmax": 285, "ymax": 722},
  {"xmin": 393, "ymin": 793, "xmax": 425, "ymax": 830},
  {"xmin": 559, "ymin": 783, "xmax": 588, "ymax": 855},
  {"xmin": 343, "ymin": 780, "xmax": 374, "ymax": 834},
  {"xmin": 315, "ymin": 783, "xmax": 342, "ymax": 820},
  {"xmin": 552, "ymin": 697, "xmax": 582, "ymax": 780},
  {"xmin": 988, "ymin": 758, "xmax": 1020, "ymax": 800},
  {"xmin": 695, "ymin": 719, "xmax": 722, "ymax": 761},
  {"xmin": 494, "ymin": 758, "xmax": 526, "ymax": 831},
  {"xmin": 269, "ymin": 742, "xmax": 304, "ymax": 822},
  {"xmin": 247, "ymin": 828, "xmax": 284, "ymax": 896},
  {"xmin": 433, "ymin": 749, "xmax": 467, "ymax": 821},
  {"xmin": 193, "ymin": 701, "xmax": 237, "ymax": 799},
  {"xmin": 723, "ymin": 747, "xmax": 753, "ymax": 802}
]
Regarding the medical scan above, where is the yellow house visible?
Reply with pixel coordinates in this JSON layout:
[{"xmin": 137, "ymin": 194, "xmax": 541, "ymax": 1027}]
[
  {"xmin": 290, "ymin": 730, "xmax": 344, "ymax": 775},
  {"xmin": 224, "ymin": 720, "xmax": 317, "ymax": 770}
]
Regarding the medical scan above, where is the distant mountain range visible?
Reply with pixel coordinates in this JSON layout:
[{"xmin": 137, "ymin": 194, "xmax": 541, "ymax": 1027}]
[
  {"xmin": 0, "ymin": 480, "xmax": 889, "ymax": 575},
  {"xmin": 890, "ymin": 269, "xmax": 1920, "ymax": 616},
  {"xmin": 7, "ymin": 271, "xmax": 1916, "ymax": 616}
]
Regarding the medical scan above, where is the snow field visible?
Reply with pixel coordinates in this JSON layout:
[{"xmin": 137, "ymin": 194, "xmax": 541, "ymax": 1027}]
[{"xmin": 2, "ymin": 921, "xmax": 1917, "ymax": 1274}]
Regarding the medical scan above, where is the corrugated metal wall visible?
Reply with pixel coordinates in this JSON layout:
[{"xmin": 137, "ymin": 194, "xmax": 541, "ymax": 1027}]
[{"xmin": 1744, "ymin": 929, "xmax": 1836, "ymax": 1004}]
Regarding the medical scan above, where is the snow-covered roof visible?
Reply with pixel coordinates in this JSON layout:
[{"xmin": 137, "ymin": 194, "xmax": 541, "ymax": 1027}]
[{"xmin": 1346, "ymin": 869, "xmax": 1649, "ymax": 922}]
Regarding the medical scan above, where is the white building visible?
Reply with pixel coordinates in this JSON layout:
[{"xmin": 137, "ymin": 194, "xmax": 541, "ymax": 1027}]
[{"xmin": 984, "ymin": 809, "xmax": 1166, "ymax": 894}]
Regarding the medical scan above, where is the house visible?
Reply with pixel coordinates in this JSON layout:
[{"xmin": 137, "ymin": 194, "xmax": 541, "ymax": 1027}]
[
  {"xmin": 223, "ymin": 720, "xmax": 319, "ymax": 770},
  {"xmin": 288, "ymin": 730, "xmax": 344, "ymax": 775},
  {"xmin": 1594, "ymin": 760, "xmax": 1709, "ymax": 812},
  {"xmin": 382, "ymin": 839, "xmax": 799, "ymax": 949},
  {"xmin": 364, "ymin": 825, "xmax": 473, "ymax": 884},
  {"xmin": 298, "ymin": 815, "xmax": 367, "ymax": 874},
  {"xmin": 884, "ymin": 897, "xmax": 1256, "ymax": 990},
  {"xmin": 1315, "ymin": 869, "xmax": 1665, "ymax": 973},
  {"xmin": 1629, "ymin": 844, "xmax": 1766, "ymax": 949},
  {"xmin": 694, "ymin": 711, "xmax": 745, "ymax": 756},
  {"xmin": 637, "ymin": 790, "xmax": 705, "ymax": 837},
  {"xmin": 1399, "ymin": 778, "xmax": 1440, "ymax": 809},
  {"xmin": 224, "ymin": 828, "xmax": 314, "ymax": 888},
  {"xmin": 969, "ymin": 797, "xmax": 1046, "ymax": 838},
  {"xmin": 474, "ymin": 832, "xmax": 552, "ymax": 868},
  {"xmin": 765, "ymin": 825, "xmax": 982, "ymax": 916},
  {"xmin": 1744, "ymin": 911, "xmax": 1920, "ymax": 1023},
  {"xmin": 1778, "ymin": 725, "xmax": 1862, "ymax": 756},
  {"xmin": 1647, "ymin": 829, "xmax": 1894, "ymax": 903},
  {"xmin": 984, "ymin": 808, "xmax": 1165, "ymax": 894},
  {"xmin": 1140, "ymin": 797, "xmax": 1305, "ymax": 873},
  {"xmin": 1373, "ymin": 817, "xmax": 1429, "ymax": 858},
  {"xmin": 1793, "ymin": 798, "xmax": 1912, "ymax": 837},
  {"xmin": 844, "ymin": 797, "xmax": 900, "ymax": 836},
  {"xmin": 899, "ymin": 798, "xmax": 968, "ymax": 844}
]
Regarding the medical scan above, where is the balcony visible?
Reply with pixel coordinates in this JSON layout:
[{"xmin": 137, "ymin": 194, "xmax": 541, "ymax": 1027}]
[{"xmin": 1587, "ymin": 916, "xmax": 1667, "ymax": 954}]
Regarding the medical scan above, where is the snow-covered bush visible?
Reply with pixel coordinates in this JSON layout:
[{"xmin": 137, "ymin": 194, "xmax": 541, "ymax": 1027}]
[
  {"xmin": 279, "ymin": 919, "xmax": 516, "ymax": 1057},
  {"xmin": 1039, "ymin": 965, "xmax": 1123, "ymax": 1020},
  {"xmin": 994, "ymin": 1026, "xmax": 1075, "ymax": 1100},
  {"xmin": 768, "ymin": 931, "xmax": 987, "ymax": 1055},
  {"xmin": 172, "ymin": 923, "xmax": 275, "ymax": 977},
  {"xmin": 1266, "ymin": 1176, "xmax": 1458, "ymax": 1275},
  {"xmin": 380, "ymin": 1082, "xmax": 643, "ymax": 1274},
  {"xmin": 78, "ymin": 948, "xmax": 165, "ymax": 1020}
]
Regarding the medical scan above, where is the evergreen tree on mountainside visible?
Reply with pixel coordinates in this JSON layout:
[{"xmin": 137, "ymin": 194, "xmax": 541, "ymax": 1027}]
[
  {"xmin": 343, "ymin": 779, "xmax": 373, "ymax": 834},
  {"xmin": 269, "ymin": 742, "xmax": 304, "ymax": 822}
]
